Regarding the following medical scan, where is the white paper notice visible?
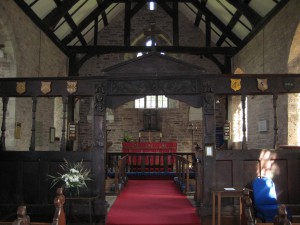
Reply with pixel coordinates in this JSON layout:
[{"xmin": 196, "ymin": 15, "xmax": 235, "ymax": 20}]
[{"xmin": 224, "ymin": 188, "xmax": 236, "ymax": 191}]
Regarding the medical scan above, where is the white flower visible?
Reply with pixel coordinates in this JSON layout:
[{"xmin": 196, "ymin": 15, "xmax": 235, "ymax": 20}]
[{"xmin": 48, "ymin": 159, "xmax": 92, "ymax": 191}]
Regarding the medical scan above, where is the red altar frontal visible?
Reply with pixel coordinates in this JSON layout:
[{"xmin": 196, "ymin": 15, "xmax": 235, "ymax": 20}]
[{"xmin": 122, "ymin": 142, "xmax": 177, "ymax": 167}]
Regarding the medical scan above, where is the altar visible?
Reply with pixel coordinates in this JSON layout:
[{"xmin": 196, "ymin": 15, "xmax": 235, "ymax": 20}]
[{"xmin": 122, "ymin": 142, "xmax": 177, "ymax": 170}]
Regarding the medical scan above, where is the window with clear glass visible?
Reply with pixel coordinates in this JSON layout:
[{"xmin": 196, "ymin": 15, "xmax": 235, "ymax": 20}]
[
  {"xmin": 134, "ymin": 95, "xmax": 168, "ymax": 109},
  {"xmin": 146, "ymin": 95, "xmax": 156, "ymax": 108},
  {"xmin": 135, "ymin": 97, "xmax": 145, "ymax": 108}
]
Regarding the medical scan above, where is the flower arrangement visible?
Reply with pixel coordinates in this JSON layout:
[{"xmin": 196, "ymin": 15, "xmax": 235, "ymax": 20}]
[
  {"xmin": 122, "ymin": 130, "xmax": 133, "ymax": 142},
  {"xmin": 48, "ymin": 159, "xmax": 92, "ymax": 196}
]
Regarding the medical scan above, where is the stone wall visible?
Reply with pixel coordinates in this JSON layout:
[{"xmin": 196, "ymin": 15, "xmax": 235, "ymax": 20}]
[
  {"xmin": 78, "ymin": 4, "xmax": 222, "ymax": 152},
  {"xmin": 0, "ymin": 1, "xmax": 68, "ymax": 150},
  {"xmin": 232, "ymin": 0, "xmax": 300, "ymax": 148}
]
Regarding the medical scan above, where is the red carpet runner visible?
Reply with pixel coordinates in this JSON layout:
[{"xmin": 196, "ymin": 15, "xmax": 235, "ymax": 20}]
[{"xmin": 106, "ymin": 180, "xmax": 201, "ymax": 225}]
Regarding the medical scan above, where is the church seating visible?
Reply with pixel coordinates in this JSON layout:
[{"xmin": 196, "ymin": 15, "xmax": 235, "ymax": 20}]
[
  {"xmin": 0, "ymin": 187, "xmax": 66, "ymax": 225},
  {"xmin": 173, "ymin": 155, "xmax": 195, "ymax": 194},
  {"xmin": 106, "ymin": 155, "xmax": 128, "ymax": 194}
]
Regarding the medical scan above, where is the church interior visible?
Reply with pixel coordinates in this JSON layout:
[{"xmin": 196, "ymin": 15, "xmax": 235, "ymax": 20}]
[{"xmin": 1, "ymin": 0, "xmax": 300, "ymax": 225}]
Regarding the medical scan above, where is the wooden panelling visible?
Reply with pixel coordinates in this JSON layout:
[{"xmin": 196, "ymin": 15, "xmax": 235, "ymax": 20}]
[
  {"xmin": 216, "ymin": 160, "xmax": 233, "ymax": 187},
  {"xmin": 210, "ymin": 149, "xmax": 300, "ymax": 207},
  {"xmin": 0, "ymin": 151, "xmax": 105, "ymax": 218},
  {"xmin": 243, "ymin": 160, "xmax": 260, "ymax": 188}
]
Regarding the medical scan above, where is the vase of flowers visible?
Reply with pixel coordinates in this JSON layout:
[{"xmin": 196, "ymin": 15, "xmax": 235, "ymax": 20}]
[{"xmin": 48, "ymin": 159, "xmax": 92, "ymax": 197}]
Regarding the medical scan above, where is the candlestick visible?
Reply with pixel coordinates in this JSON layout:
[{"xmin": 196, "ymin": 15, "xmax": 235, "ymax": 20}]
[
  {"xmin": 160, "ymin": 133, "xmax": 162, "ymax": 138},
  {"xmin": 139, "ymin": 132, "xmax": 141, "ymax": 138}
]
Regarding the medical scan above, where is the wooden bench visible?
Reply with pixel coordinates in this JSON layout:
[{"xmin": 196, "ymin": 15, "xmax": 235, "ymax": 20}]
[
  {"xmin": 242, "ymin": 189, "xmax": 300, "ymax": 225},
  {"xmin": 106, "ymin": 155, "xmax": 129, "ymax": 195},
  {"xmin": 173, "ymin": 154, "xmax": 195, "ymax": 194},
  {"xmin": 0, "ymin": 188, "xmax": 66, "ymax": 225}
]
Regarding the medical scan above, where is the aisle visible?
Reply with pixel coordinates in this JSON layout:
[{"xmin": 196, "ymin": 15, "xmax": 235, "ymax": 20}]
[{"xmin": 106, "ymin": 180, "xmax": 201, "ymax": 225}]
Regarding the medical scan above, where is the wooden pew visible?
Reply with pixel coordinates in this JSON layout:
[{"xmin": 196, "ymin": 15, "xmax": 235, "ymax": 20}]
[
  {"xmin": 0, "ymin": 188, "xmax": 66, "ymax": 225},
  {"xmin": 242, "ymin": 189, "xmax": 299, "ymax": 225},
  {"xmin": 173, "ymin": 154, "xmax": 195, "ymax": 194},
  {"xmin": 114, "ymin": 155, "xmax": 128, "ymax": 195}
]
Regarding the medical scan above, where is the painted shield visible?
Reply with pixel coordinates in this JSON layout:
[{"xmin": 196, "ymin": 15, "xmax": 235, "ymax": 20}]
[
  {"xmin": 41, "ymin": 81, "xmax": 52, "ymax": 94},
  {"xmin": 67, "ymin": 81, "xmax": 77, "ymax": 94},
  {"xmin": 257, "ymin": 79, "xmax": 268, "ymax": 91},
  {"xmin": 230, "ymin": 79, "xmax": 241, "ymax": 92},
  {"xmin": 283, "ymin": 78, "xmax": 294, "ymax": 91},
  {"xmin": 16, "ymin": 82, "xmax": 26, "ymax": 95}
]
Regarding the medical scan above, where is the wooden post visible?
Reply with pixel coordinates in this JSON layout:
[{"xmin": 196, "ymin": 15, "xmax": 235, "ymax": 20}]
[
  {"xmin": 93, "ymin": 81, "xmax": 108, "ymax": 218},
  {"xmin": 29, "ymin": 97, "xmax": 37, "ymax": 151},
  {"xmin": 60, "ymin": 97, "xmax": 68, "ymax": 152},
  {"xmin": 273, "ymin": 93, "xmax": 279, "ymax": 149},
  {"xmin": 0, "ymin": 97, "xmax": 8, "ymax": 151},
  {"xmin": 202, "ymin": 81, "xmax": 215, "ymax": 207},
  {"xmin": 241, "ymin": 94, "xmax": 248, "ymax": 150}
]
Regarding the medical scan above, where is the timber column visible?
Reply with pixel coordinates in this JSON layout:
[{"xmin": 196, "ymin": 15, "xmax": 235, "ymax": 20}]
[
  {"xmin": 201, "ymin": 80, "xmax": 216, "ymax": 209},
  {"xmin": 93, "ymin": 81, "xmax": 109, "ymax": 223}
]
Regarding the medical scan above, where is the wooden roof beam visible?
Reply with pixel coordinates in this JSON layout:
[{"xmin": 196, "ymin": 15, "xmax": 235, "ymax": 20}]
[
  {"xmin": 62, "ymin": 1, "xmax": 112, "ymax": 45},
  {"xmin": 225, "ymin": 0, "xmax": 262, "ymax": 28},
  {"xmin": 190, "ymin": 0, "xmax": 242, "ymax": 46},
  {"xmin": 43, "ymin": 0, "xmax": 80, "ymax": 31}
]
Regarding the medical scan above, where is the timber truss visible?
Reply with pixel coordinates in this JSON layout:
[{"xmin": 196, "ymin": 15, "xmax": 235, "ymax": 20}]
[{"xmin": 14, "ymin": 0, "xmax": 289, "ymax": 73}]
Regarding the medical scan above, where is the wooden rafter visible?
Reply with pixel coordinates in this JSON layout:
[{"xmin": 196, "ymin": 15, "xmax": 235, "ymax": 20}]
[
  {"xmin": 62, "ymin": 0, "xmax": 112, "ymax": 45},
  {"xmin": 124, "ymin": 2, "xmax": 131, "ymax": 46},
  {"xmin": 43, "ymin": 0, "xmax": 80, "ymax": 31},
  {"xmin": 190, "ymin": 0, "xmax": 242, "ymax": 46},
  {"xmin": 225, "ymin": 0, "xmax": 262, "ymax": 28},
  {"xmin": 97, "ymin": 0, "xmax": 108, "ymax": 26},
  {"xmin": 173, "ymin": 0, "xmax": 179, "ymax": 46},
  {"xmin": 52, "ymin": 0, "xmax": 87, "ymax": 46}
]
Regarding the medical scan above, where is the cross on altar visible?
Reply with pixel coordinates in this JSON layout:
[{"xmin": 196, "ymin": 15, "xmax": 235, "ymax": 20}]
[{"xmin": 144, "ymin": 23, "xmax": 160, "ymax": 48}]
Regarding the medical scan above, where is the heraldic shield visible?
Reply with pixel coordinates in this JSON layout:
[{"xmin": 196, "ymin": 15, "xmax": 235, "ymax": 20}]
[
  {"xmin": 16, "ymin": 82, "xmax": 26, "ymax": 95},
  {"xmin": 41, "ymin": 81, "xmax": 51, "ymax": 94},
  {"xmin": 67, "ymin": 81, "xmax": 77, "ymax": 94},
  {"xmin": 230, "ymin": 79, "xmax": 241, "ymax": 92},
  {"xmin": 257, "ymin": 79, "xmax": 268, "ymax": 91}
]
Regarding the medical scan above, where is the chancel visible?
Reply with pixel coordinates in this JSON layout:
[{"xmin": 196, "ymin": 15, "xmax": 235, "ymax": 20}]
[{"xmin": 1, "ymin": 1, "xmax": 300, "ymax": 225}]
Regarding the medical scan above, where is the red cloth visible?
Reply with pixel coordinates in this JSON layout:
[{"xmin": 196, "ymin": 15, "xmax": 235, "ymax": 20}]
[
  {"xmin": 106, "ymin": 180, "xmax": 201, "ymax": 225},
  {"xmin": 122, "ymin": 142, "xmax": 176, "ymax": 165}
]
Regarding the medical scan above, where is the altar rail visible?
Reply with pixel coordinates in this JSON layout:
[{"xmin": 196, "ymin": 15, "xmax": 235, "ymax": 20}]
[{"xmin": 106, "ymin": 152, "xmax": 194, "ymax": 177}]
